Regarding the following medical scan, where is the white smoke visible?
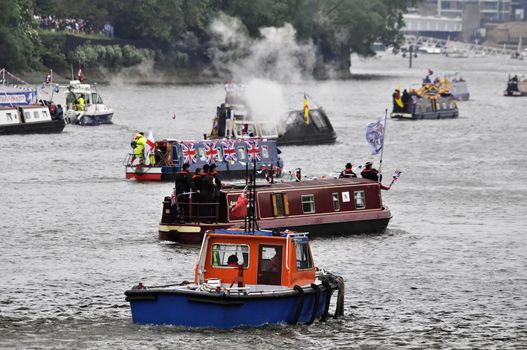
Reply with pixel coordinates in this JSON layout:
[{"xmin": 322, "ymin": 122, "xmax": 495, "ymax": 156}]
[
  {"xmin": 242, "ymin": 79, "xmax": 288, "ymax": 132},
  {"xmin": 208, "ymin": 15, "xmax": 317, "ymax": 82},
  {"xmin": 105, "ymin": 59, "xmax": 166, "ymax": 86}
]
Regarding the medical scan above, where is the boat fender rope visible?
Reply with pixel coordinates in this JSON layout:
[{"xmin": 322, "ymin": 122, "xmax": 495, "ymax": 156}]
[
  {"xmin": 320, "ymin": 280, "xmax": 333, "ymax": 322},
  {"xmin": 290, "ymin": 285, "xmax": 304, "ymax": 325},
  {"xmin": 308, "ymin": 283, "xmax": 321, "ymax": 325},
  {"xmin": 334, "ymin": 276, "xmax": 345, "ymax": 318}
]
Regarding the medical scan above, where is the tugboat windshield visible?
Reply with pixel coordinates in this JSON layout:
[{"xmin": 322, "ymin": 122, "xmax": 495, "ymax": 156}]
[{"xmin": 211, "ymin": 243, "xmax": 249, "ymax": 267}]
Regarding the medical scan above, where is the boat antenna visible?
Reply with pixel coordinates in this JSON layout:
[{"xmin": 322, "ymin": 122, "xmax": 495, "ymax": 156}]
[
  {"xmin": 244, "ymin": 147, "xmax": 259, "ymax": 233},
  {"xmin": 378, "ymin": 108, "xmax": 388, "ymax": 176}
]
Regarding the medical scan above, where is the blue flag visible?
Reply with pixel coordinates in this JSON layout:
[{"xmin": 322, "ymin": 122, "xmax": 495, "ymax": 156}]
[{"xmin": 365, "ymin": 115, "xmax": 386, "ymax": 155}]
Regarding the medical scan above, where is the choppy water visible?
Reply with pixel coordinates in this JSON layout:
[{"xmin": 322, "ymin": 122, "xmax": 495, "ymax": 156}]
[{"xmin": 1, "ymin": 55, "xmax": 526, "ymax": 349}]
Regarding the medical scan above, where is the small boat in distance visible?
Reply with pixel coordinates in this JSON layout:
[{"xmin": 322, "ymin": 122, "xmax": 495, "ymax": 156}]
[
  {"xmin": 208, "ymin": 84, "xmax": 337, "ymax": 146},
  {"xmin": 390, "ymin": 79, "xmax": 459, "ymax": 120},
  {"xmin": 0, "ymin": 69, "xmax": 66, "ymax": 135},
  {"xmin": 504, "ymin": 75, "xmax": 527, "ymax": 96},
  {"xmin": 64, "ymin": 80, "xmax": 113, "ymax": 125},
  {"xmin": 125, "ymin": 228, "xmax": 345, "ymax": 328}
]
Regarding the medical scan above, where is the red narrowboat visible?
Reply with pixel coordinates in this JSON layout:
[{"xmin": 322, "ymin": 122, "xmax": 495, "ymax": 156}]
[{"xmin": 160, "ymin": 177, "xmax": 391, "ymax": 244}]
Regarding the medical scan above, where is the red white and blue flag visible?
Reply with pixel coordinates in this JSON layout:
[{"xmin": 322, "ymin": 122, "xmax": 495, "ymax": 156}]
[
  {"xmin": 205, "ymin": 142, "xmax": 219, "ymax": 164},
  {"xmin": 222, "ymin": 141, "xmax": 237, "ymax": 162},
  {"xmin": 246, "ymin": 140, "xmax": 261, "ymax": 162},
  {"xmin": 171, "ymin": 190, "xmax": 176, "ymax": 206},
  {"xmin": 182, "ymin": 143, "xmax": 197, "ymax": 164}
]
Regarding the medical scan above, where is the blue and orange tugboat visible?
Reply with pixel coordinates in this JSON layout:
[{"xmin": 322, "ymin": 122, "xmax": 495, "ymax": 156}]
[{"xmin": 124, "ymin": 228, "xmax": 344, "ymax": 328}]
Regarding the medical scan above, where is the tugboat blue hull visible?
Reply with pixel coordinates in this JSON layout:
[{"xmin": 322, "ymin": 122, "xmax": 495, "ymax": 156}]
[{"xmin": 126, "ymin": 285, "xmax": 334, "ymax": 328}]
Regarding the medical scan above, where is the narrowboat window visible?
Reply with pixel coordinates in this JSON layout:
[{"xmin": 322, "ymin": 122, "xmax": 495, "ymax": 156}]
[
  {"xmin": 295, "ymin": 242, "xmax": 313, "ymax": 270},
  {"xmin": 237, "ymin": 146, "xmax": 246, "ymax": 160},
  {"xmin": 33, "ymin": 111, "xmax": 40, "ymax": 119},
  {"xmin": 24, "ymin": 112, "xmax": 31, "ymax": 120},
  {"xmin": 211, "ymin": 244, "xmax": 249, "ymax": 268},
  {"xmin": 261, "ymin": 145, "xmax": 269, "ymax": 158},
  {"xmin": 197, "ymin": 146, "xmax": 206, "ymax": 161},
  {"xmin": 42, "ymin": 110, "xmax": 49, "ymax": 118},
  {"xmin": 301, "ymin": 194, "xmax": 315, "ymax": 213},
  {"xmin": 342, "ymin": 191, "xmax": 350, "ymax": 203},
  {"xmin": 354, "ymin": 190, "xmax": 366, "ymax": 209},
  {"xmin": 272, "ymin": 193, "xmax": 289, "ymax": 216},
  {"xmin": 6, "ymin": 113, "xmax": 13, "ymax": 121},
  {"xmin": 332, "ymin": 192, "xmax": 340, "ymax": 211}
]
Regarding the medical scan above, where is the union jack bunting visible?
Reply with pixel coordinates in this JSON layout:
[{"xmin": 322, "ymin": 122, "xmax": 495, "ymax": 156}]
[
  {"xmin": 246, "ymin": 141, "xmax": 261, "ymax": 162},
  {"xmin": 205, "ymin": 142, "xmax": 219, "ymax": 164},
  {"xmin": 222, "ymin": 141, "xmax": 237, "ymax": 162},
  {"xmin": 181, "ymin": 142, "xmax": 197, "ymax": 164}
]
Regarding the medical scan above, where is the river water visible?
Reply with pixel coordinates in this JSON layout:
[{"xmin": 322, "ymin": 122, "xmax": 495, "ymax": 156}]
[{"xmin": 1, "ymin": 55, "xmax": 526, "ymax": 349}]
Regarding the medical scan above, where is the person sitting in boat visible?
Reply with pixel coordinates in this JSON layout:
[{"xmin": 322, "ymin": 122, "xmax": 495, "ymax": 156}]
[
  {"xmin": 295, "ymin": 168, "xmax": 302, "ymax": 182},
  {"xmin": 339, "ymin": 163, "xmax": 357, "ymax": 178},
  {"xmin": 227, "ymin": 254, "xmax": 239, "ymax": 267},
  {"xmin": 361, "ymin": 162, "xmax": 380, "ymax": 181},
  {"xmin": 268, "ymin": 248, "xmax": 281, "ymax": 272},
  {"xmin": 55, "ymin": 104, "xmax": 64, "ymax": 120}
]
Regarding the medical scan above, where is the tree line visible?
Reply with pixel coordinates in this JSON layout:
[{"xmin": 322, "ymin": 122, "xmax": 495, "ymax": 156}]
[{"xmin": 0, "ymin": 0, "xmax": 417, "ymax": 76}]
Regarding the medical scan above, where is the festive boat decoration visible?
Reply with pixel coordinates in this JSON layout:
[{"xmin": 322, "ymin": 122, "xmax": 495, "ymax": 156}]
[
  {"xmin": 125, "ymin": 138, "xmax": 283, "ymax": 181},
  {"xmin": 390, "ymin": 80, "xmax": 459, "ymax": 120},
  {"xmin": 125, "ymin": 228, "xmax": 345, "ymax": 328}
]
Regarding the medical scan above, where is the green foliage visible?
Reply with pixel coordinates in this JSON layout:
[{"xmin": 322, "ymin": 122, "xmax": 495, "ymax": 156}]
[
  {"xmin": 68, "ymin": 44, "xmax": 155, "ymax": 69},
  {"xmin": 0, "ymin": 0, "xmax": 42, "ymax": 70}
]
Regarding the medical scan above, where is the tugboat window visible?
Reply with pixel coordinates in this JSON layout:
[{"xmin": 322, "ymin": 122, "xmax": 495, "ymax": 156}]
[
  {"xmin": 211, "ymin": 244, "xmax": 249, "ymax": 268},
  {"xmin": 354, "ymin": 190, "xmax": 366, "ymax": 209},
  {"xmin": 301, "ymin": 195, "xmax": 315, "ymax": 213},
  {"xmin": 332, "ymin": 192, "xmax": 340, "ymax": 211},
  {"xmin": 295, "ymin": 242, "xmax": 313, "ymax": 270},
  {"xmin": 33, "ymin": 111, "xmax": 40, "ymax": 119},
  {"xmin": 261, "ymin": 145, "xmax": 269, "ymax": 159},
  {"xmin": 237, "ymin": 146, "xmax": 246, "ymax": 160},
  {"xmin": 258, "ymin": 245, "xmax": 283, "ymax": 285}
]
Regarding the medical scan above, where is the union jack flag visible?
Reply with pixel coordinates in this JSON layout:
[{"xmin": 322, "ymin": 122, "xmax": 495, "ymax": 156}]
[
  {"xmin": 246, "ymin": 141, "xmax": 261, "ymax": 162},
  {"xmin": 222, "ymin": 141, "xmax": 237, "ymax": 162},
  {"xmin": 205, "ymin": 142, "xmax": 219, "ymax": 164},
  {"xmin": 171, "ymin": 191, "xmax": 176, "ymax": 206},
  {"xmin": 181, "ymin": 142, "xmax": 197, "ymax": 164}
]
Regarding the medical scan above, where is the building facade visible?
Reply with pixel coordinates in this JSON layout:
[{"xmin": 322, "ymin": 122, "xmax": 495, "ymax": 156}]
[{"xmin": 417, "ymin": 0, "xmax": 512, "ymax": 21}]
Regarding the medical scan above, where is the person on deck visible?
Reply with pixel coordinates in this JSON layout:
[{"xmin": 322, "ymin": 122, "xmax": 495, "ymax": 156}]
[
  {"xmin": 401, "ymin": 89, "xmax": 410, "ymax": 112},
  {"xmin": 339, "ymin": 163, "xmax": 357, "ymax": 178},
  {"xmin": 208, "ymin": 163, "xmax": 222, "ymax": 199},
  {"xmin": 361, "ymin": 162, "xmax": 379, "ymax": 181},
  {"xmin": 55, "ymin": 104, "xmax": 64, "ymax": 120},
  {"xmin": 76, "ymin": 94, "xmax": 85, "ymax": 111},
  {"xmin": 422, "ymin": 75, "xmax": 431, "ymax": 84},
  {"xmin": 199, "ymin": 164, "xmax": 216, "ymax": 222},
  {"xmin": 131, "ymin": 133, "xmax": 147, "ymax": 165},
  {"xmin": 227, "ymin": 255, "xmax": 239, "ymax": 267},
  {"xmin": 192, "ymin": 167, "xmax": 202, "ymax": 192},
  {"xmin": 175, "ymin": 163, "xmax": 194, "ymax": 222}
]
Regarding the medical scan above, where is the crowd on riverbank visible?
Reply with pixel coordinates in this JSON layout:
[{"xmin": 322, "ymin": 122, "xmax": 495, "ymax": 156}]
[{"xmin": 35, "ymin": 15, "xmax": 114, "ymax": 38}]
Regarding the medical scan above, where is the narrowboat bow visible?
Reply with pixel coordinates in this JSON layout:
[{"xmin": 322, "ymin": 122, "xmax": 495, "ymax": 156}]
[{"xmin": 125, "ymin": 229, "xmax": 344, "ymax": 328}]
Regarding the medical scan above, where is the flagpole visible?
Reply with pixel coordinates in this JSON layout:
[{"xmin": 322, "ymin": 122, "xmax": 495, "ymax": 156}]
[{"xmin": 378, "ymin": 108, "xmax": 388, "ymax": 176}]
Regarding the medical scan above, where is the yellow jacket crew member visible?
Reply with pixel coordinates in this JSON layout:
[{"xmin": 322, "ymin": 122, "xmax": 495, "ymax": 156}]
[
  {"xmin": 132, "ymin": 133, "xmax": 147, "ymax": 164},
  {"xmin": 76, "ymin": 95, "xmax": 85, "ymax": 111}
]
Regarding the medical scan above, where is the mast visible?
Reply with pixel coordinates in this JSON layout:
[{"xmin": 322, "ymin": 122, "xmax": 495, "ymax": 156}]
[{"xmin": 378, "ymin": 109, "xmax": 388, "ymax": 175}]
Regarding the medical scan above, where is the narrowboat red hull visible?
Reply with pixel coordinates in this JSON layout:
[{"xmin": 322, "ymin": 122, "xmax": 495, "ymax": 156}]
[{"xmin": 159, "ymin": 178, "xmax": 392, "ymax": 244}]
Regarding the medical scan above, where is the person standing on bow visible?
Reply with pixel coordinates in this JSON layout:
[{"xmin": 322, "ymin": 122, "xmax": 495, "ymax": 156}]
[
  {"xmin": 131, "ymin": 133, "xmax": 147, "ymax": 165},
  {"xmin": 339, "ymin": 162, "xmax": 357, "ymax": 178},
  {"xmin": 175, "ymin": 163, "xmax": 194, "ymax": 221}
]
